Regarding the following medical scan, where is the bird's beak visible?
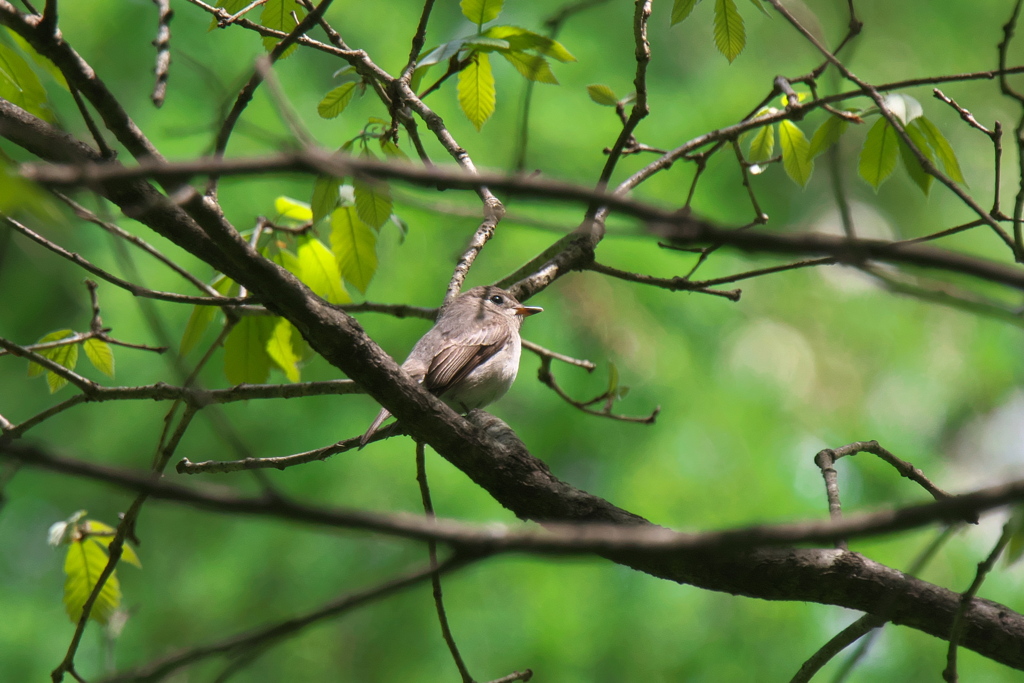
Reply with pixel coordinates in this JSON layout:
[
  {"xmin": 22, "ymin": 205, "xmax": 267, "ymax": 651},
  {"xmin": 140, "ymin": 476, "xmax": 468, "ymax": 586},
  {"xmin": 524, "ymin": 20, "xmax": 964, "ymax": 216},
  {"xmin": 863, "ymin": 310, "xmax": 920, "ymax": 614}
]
[{"xmin": 516, "ymin": 306, "xmax": 543, "ymax": 317}]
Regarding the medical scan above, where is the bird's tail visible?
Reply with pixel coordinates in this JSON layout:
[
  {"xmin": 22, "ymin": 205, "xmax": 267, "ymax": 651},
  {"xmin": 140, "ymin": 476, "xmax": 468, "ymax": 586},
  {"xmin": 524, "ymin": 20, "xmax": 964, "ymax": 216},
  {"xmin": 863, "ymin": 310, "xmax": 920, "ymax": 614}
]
[{"xmin": 359, "ymin": 407, "xmax": 392, "ymax": 448}]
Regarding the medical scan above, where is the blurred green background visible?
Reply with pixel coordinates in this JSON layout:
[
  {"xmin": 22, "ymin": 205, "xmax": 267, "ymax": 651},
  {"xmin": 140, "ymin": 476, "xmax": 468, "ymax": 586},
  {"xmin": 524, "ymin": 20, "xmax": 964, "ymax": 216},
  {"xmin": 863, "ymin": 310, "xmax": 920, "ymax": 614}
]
[{"xmin": 4, "ymin": 0, "xmax": 1024, "ymax": 680}]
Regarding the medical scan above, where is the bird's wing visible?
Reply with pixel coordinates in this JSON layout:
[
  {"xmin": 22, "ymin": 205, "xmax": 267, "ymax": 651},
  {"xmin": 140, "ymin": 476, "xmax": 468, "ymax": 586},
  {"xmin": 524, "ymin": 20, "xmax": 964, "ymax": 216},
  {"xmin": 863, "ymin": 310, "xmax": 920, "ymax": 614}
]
[{"xmin": 423, "ymin": 318, "xmax": 510, "ymax": 397}]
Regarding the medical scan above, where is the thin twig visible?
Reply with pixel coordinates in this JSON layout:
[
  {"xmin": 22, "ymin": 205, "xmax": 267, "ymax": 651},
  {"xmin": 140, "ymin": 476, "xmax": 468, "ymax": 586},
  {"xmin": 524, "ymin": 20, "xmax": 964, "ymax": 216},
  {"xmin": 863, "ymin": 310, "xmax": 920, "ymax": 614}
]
[
  {"xmin": 417, "ymin": 441, "xmax": 474, "ymax": 683},
  {"xmin": 99, "ymin": 553, "xmax": 477, "ymax": 683},
  {"xmin": 521, "ymin": 339, "xmax": 596, "ymax": 371},
  {"xmin": 151, "ymin": 0, "xmax": 173, "ymax": 107},
  {"xmin": 943, "ymin": 521, "xmax": 1015, "ymax": 682},
  {"xmin": 3, "ymin": 215, "xmax": 249, "ymax": 305},
  {"xmin": 536, "ymin": 356, "xmax": 659, "ymax": 424}
]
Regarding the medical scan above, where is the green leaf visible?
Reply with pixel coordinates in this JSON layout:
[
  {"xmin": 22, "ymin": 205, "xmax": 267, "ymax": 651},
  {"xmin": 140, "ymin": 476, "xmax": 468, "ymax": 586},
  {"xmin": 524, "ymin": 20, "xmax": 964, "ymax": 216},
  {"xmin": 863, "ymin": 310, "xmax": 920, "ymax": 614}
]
[
  {"xmin": 858, "ymin": 117, "xmax": 899, "ymax": 190},
  {"xmin": 312, "ymin": 175, "xmax": 342, "ymax": 225},
  {"xmin": 808, "ymin": 115, "xmax": 849, "ymax": 158},
  {"xmin": 0, "ymin": 41, "xmax": 54, "ymax": 122},
  {"xmin": 5, "ymin": 28, "xmax": 68, "ymax": 90},
  {"xmin": 0, "ymin": 158, "xmax": 57, "ymax": 219},
  {"xmin": 180, "ymin": 304, "xmax": 217, "ymax": 356},
  {"xmin": 419, "ymin": 39, "xmax": 469, "ymax": 70},
  {"xmin": 331, "ymin": 65, "xmax": 360, "ymax": 82},
  {"xmin": 607, "ymin": 361, "xmax": 620, "ymax": 396},
  {"xmin": 260, "ymin": 0, "xmax": 306, "ymax": 56},
  {"xmin": 63, "ymin": 537, "xmax": 121, "ymax": 625},
  {"xmin": 463, "ymin": 36, "xmax": 511, "ymax": 51},
  {"xmin": 461, "ymin": 0, "xmax": 503, "ymax": 26},
  {"xmin": 209, "ymin": 0, "xmax": 249, "ymax": 29},
  {"xmin": 180, "ymin": 276, "xmax": 235, "ymax": 355},
  {"xmin": 912, "ymin": 116, "xmax": 966, "ymax": 184},
  {"xmin": 671, "ymin": 0, "xmax": 700, "ymax": 24},
  {"xmin": 224, "ymin": 316, "xmax": 274, "ymax": 385},
  {"xmin": 379, "ymin": 138, "xmax": 410, "ymax": 160},
  {"xmin": 748, "ymin": 124, "xmax": 775, "ymax": 162},
  {"xmin": 265, "ymin": 317, "xmax": 301, "ymax": 382},
  {"xmin": 274, "ymin": 196, "xmax": 313, "ymax": 223},
  {"xmin": 458, "ymin": 52, "xmax": 496, "ymax": 131},
  {"xmin": 882, "ymin": 92, "xmax": 923, "ymax": 126},
  {"xmin": 83, "ymin": 338, "xmax": 115, "ymax": 378},
  {"xmin": 330, "ymin": 206, "xmax": 378, "ymax": 294},
  {"xmin": 748, "ymin": 0, "xmax": 770, "ymax": 16},
  {"xmin": 481, "ymin": 26, "xmax": 576, "ymax": 62},
  {"xmin": 713, "ymin": 0, "xmax": 745, "ymax": 63},
  {"xmin": 778, "ymin": 120, "xmax": 813, "ymax": 187},
  {"xmin": 353, "ymin": 150, "xmax": 393, "ymax": 230},
  {"xmin": 317, "ymin": 82, "xmax": 358, "ymax": 119},
  {"xmin": 1005, "ymin": 506, "xmax": 1024, "ymax": 566},
  {"xmin": 500, "ymin": 51, "xmax": 558, "ymax": 84},
  {"xmin": 587, "ymin": 84, "xmax": 619, "ymax": 106},
  {"xmin": 899, "ymin": 123, "xmax": 935, "ymax": 195},
  {"xmin": 296, "ymin": 234, "xmax": 351, "ymax": 304}
]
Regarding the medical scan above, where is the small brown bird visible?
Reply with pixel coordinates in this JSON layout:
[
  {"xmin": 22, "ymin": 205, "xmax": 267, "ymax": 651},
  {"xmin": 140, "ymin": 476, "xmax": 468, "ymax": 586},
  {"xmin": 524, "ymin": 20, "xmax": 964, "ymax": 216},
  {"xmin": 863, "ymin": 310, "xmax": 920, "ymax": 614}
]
[{"xmin": 360, "ymin": 286, "xmax": 542, "ymax": 446}]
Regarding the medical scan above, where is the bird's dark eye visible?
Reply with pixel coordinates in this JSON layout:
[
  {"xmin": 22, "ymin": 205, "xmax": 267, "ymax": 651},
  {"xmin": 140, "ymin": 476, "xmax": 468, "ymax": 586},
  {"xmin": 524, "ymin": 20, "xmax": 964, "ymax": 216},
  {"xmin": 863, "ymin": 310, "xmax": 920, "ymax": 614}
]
[{"xmin": 489, "ymin": 294, "xmax": 505, "ymax": 305}]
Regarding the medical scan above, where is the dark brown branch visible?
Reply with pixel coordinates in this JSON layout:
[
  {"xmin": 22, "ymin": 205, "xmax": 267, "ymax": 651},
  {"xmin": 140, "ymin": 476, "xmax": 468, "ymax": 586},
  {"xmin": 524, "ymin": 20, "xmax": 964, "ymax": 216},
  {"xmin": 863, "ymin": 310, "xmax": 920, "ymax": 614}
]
[
  {"xmin": 11, "ymin": 434, "xmax": 1024, "ymax": 670},
  {"xmin": 16, "ymin": 146, "xmax": 1024, "ymax": 300}
]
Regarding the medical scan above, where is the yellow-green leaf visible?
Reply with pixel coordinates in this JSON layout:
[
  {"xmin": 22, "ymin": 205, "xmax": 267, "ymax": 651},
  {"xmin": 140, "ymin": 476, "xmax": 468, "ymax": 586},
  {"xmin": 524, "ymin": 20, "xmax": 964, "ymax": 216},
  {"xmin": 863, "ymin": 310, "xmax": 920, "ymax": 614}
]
[
  {"xmin": 587, "ymin": 84, "xmax": 619, "ymax": 106},
  {"xmin": 748, "ymin": 124, "xmax": 775, "ymax": 162},
  {"xmin": 461, "ymin": 0, "xmax": 503, "ymax": 26},
  {"xmin": 317, "ymin": 82, "xmax": 358, "ymax": 119},
  {"xmin": 28, "ymin": 329, "xmax": 79, "ymax": 393},
  {"xmin": 0, "ymin": 41, "xmax": 54, "ymax": 122},
  {"xmin": 274, "ymin": 196, "xmax": 313, "ymax": 223},
  {"xmin": 779, "ymin": 120, "xmax": 813, "ymax": 187},
  {"xmin": 265, "ymin": 317, "xmax": 300, "ymax": 382},
  {"xmin": 808, "ymin": 115, "xmax": 849, "ymax": 158},
  {"xmin": 859, "ymin": 117, "xmax": 899, "ymax": 190},
  {"xmin": 83, "ymin": 521, "xmax": 142, "ymax": 568},
  {"xmin": 83, "ymin": 338, "xmax": 115, "ymax": 378},
  {"xmin": 28, "ymin": 329, "xmax": 74, "ymax": 377},
  {"xmin": 458, "ymin": 52, "xmax": 496, "ymax": 131},
  {"xmin": 899, "ymin": 123, "xmax": 935, "ymax": 195},
  {"xmin": 671, "ymin": 0, "xmax": 699, "ymax": 24},
  {"xmin": 296, "ymin": 234, "xmax": 351, "ymax": 304},
  {"xmin": 330, "ymin": 206, "xmax": 378, "ymax": 294},
  {"xmin": 63, "ymin": 538, "xmax": 121, "ymax": 625},
  {"xmin": 224, "ymin": 316, "xmax": 274, "ymax": 385},
  {"xmin": 260, "ymin": 0, "xmax": 306, "ymax": 56},
  {"xmin": 713, "ymin": 0, "xmax": 745, "ymax": 63},
  {"xmin": 912, "ymin": 116, "xmax": 966, "ymax": 184},
  {"xmin": 500, "ymin": 51, "xmax": 557, "ymax": 84}
]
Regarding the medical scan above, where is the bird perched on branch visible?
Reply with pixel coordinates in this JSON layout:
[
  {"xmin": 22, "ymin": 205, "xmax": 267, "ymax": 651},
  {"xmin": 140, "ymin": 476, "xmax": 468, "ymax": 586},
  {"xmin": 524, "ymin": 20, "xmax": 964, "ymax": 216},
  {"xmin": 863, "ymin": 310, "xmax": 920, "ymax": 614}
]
[{"xmin": 360, "ymin": 285, "xmax": 542, "ymax": 446}]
